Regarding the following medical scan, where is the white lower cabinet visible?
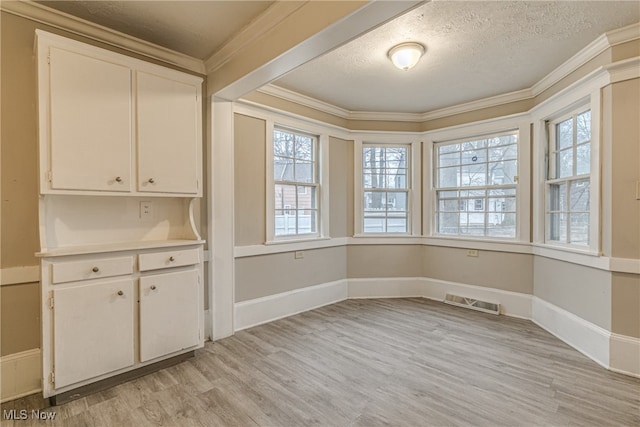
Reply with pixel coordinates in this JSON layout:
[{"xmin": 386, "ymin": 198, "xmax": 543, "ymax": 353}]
[
  {"xmin": 140, "ymin": 269, "xmax": 199, "ymax": 362},
  {"xmin": 41, "ymin": 244, "xmax": 203, "ymax": 398},
  {"xmin": 53, "ymin": 279, "xmax": 135, "ymax": 388}
]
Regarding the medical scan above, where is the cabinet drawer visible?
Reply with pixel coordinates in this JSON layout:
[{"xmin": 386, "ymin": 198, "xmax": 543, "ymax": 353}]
[
  {"xmin": 52, "ymin": 256, "xmax": 133, "ymax": 284},
  {"xmin": 138, "ymin": 248, "xmax": 199, "ymax": 272}
]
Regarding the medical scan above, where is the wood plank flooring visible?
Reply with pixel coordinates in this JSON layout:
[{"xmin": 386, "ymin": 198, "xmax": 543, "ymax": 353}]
[{"xmin": 3, "ymin": 298, "xmax": 639, "ymax": 426}]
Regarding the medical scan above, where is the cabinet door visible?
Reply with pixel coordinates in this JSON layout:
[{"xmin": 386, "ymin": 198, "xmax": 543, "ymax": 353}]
[
  {"xmin": 139, "ymin": 269, "xmax": 199, "ymax": 362},
  {"xmin": 136, "ymin": 72, "xmax": 199, "ymax": 194},
  {"xmin": 53, "ymin": 279, "xmax": 134, "ymax": 388},
  {"xmin": 49, "ymin": 47, "xmax": 132, "ymax": 192}
]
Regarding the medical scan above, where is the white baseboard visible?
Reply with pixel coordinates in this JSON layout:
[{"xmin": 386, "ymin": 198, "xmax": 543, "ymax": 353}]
[
  {"xmin": 610, "ymin": 333, "xmax": 640, "ymax": 378},
  {"xmin": 347, "ymin": 277, "xmax": 532, "ymax": 320},
  {"xmin": 234, "ymin": 280, "xmax": 348, "ymax": 331},
  {"xmin": 531, "ymin": 297, "xmax": 610, "ymax": 369},
  {"xmin": 348, "ymin": 277, "xmax": 424, "ymax": 299},
  {"xmin": 1, "ymin": 348, "xmax": 41, "ymax": 403}
]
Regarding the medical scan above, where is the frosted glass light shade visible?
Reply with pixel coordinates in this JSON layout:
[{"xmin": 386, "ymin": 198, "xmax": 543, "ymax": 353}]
[{"xmin": 388, "ymin": 42, "xmax": 425, "ymax": 71}]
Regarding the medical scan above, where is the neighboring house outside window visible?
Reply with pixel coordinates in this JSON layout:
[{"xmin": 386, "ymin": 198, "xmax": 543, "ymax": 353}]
[
  {"xmin": 434, "ymin": 131, "xmax": 519, "ymax": 238},
  {"xmin": 546, "ymin": 108, "xmax": 591, "ymax": 246},
  {"xmin": 273, "ymin": 127, "xmax": 319, "ymax": 238}
]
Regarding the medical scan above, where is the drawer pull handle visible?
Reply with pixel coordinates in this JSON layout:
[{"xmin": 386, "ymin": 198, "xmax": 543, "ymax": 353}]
[
  {"xmin": 148, "ymin": 178, "xmax": 155, "ymax": 184},
  {"xmin": 150, "ymin": 285, "xmax": 157, "ymax": 290},
  {"xmin": 92, "ymin": 267, "xmax": 100, "ymax": 273},
  {"xmin": 117, "ymin": 290, "xmax": 124, "ymax": 296},
  {"xmin": 115, "ymin": 176, "xmax": 123, "ymax": 183},
  {"xmin": 169, "ymin": 256, "xmax": 175, "ymax": 262}
]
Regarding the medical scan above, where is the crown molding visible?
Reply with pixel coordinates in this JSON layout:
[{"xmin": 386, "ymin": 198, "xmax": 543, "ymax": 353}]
[
  {"xmin": 1, "ymin": 0, "xmax": 205, "ymax": 74},
  {"xmin": 204, "ymin": 1, "xmax": 307, "ymax": 75},
  {"xmin": 532, "ymin": 22, "xmax": 639, "ymax": 97},
  {"xmin": 253, "ymin": 21, "xmax": 639, "ymax": 124}
]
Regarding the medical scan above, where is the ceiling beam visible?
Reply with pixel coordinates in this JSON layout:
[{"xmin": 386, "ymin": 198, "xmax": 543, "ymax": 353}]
[{"xmin": 209, "ymin": 0, "xmax": 426, "ymax": 100}]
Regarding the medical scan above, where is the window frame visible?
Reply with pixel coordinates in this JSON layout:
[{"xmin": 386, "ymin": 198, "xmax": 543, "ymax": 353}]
[
  {"xmin": 424, "ymin": 116, "xmax": 531, "ymax": 243},
  {"xmin": 544, "ymin": 105, "xmax": 594, "ymax": 249},
  {"xmin": 354, "ymin": 137, "xmax": 421, "ymax": 237},
  {"xmin": 530, "ymin": 71, "xmax": 603, "ymax": 256},
  {"xmin": 266, "ymin": 120, "xmax": 330, "ymax": 243},
  {"xmin": 432, "ymin": 129, "xmax": 520, "ymax": 240}
]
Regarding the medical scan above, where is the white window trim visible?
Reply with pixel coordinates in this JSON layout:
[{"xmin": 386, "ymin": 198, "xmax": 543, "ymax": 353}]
[
  {"xmin": 354, "ymin": 136, "xmax": 421, "ymax": 237},
  {"xmin": 531, "ymin": 79, "xmax": 603, "ymax": 255},
  {"xmin": 423, "ymin": 114, "xmax": 531, "ymax": 242},
  {"xmin": 265, "ymin": 119, "xmax": 330, "ymax": 244}
]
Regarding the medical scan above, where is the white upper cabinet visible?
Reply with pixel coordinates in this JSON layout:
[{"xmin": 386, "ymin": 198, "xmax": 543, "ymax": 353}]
[
  {"xmin": 136, "ymin": 72, "xmax": 199, "ymax": 194},
  {"xmin": 37, "ymin": 31, "xmax": 202, "ymax": 197},
  {"xmin": 49, "ymin": 48, "xmax": 132, "ymax": 192}
]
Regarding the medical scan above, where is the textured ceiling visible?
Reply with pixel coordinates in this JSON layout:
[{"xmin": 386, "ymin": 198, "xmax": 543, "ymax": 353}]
[
  {"xmin": 35, "ymin": 1, "xmax": 274, "ymax": 59},
  {"xmin": 273, "ymin": 1, "xmax": 640, "ymax": 114}
]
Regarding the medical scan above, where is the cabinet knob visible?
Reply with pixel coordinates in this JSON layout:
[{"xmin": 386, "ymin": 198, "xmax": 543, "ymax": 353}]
[
  {"xmin": 117, "ymin": 290, "xmax": 124, "ymax": 296},
  {"xmin": 169, "ymin": 256, "xmax": 175, "ymax": 262},
  {"xmin": 92, "ymin": 266, "xmax": 100, "ymax": 273},
  {"xmin": 115, "ymin": 176, "xmax": 123, "ymax": 183},
  {"xmin": 150, "ymin": 285, "xmax": 157, "ymax": 290},
  {"xmin": 148, "ymin": 178, "xmax": 155, "ymax": 184}
]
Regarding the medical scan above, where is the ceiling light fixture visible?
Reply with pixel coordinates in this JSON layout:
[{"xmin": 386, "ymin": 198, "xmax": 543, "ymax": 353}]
[{"xmin": 388, "ymin": 42, "xmax": 425, "ymax": 71}]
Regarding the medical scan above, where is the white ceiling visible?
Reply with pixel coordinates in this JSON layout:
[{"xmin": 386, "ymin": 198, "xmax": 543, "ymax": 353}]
[
  {"xmin": 35, "ymin": 1, "xmax": 274, "ymax": 59},
  {"xmin": 274, "ymin": 1, "xmax": 640, "ymax": 113},
  {"xmin": 33, "ymin": 1, "xmax": 639, "ymax": 114}
]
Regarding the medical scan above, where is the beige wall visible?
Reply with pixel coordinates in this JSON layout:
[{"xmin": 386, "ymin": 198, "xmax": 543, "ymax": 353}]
[
  {"xmin": 422, "ymin": 246, "xmax": 533, "ymax": 294},
  {"xmin": 611, "ymin": 273, "xmax": 640, "ymax": 338},
  {"xmin": 235, "ymin": 246, "xmax": 347, "ymax": 302},
  {"xmin": 533, "ymin": 257, "xmax": 611, "ymax": 330},
  {"xmin": 609, "ymin": 79, "xmax": 640, "ymax": 260},
  {"xmin": 234, "ymin": 113, "xmax": 267, "ymax": 246},
  {"xmin": 1, "ymin": 283, "xmax": 40, "ymax": 356},
  {"xmin": 347, "ymin": 245, "xmax": 423, "ymax": 278},
  {"xmin": 329, "ymin": 137, "xmax": 353, "ymax": 238}
]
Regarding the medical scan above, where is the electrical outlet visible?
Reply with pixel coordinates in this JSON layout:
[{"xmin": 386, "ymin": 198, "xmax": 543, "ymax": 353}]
[
  {"xmin": 466, "ymin": 249, "xmax": 479, "ymax": 257},
  {"xmin": 140, "ymin": 201, "xmax": 153, "ymax": 219},
  {"xmin": 294, "ymin": 251, "xmax": 304, "ymax": 259}
]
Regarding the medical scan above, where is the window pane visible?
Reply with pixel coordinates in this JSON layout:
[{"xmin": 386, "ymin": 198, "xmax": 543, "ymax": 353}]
[
  {"xmin": 439, "ymin": 190, "xmax": 459, "ymax": 199},
  {"xmin": 274, "ymin": 130, "xmax": 294, "ymax": 157},
  {"xmin": 459, "ymin": 213, "xmax": 485, "ymax": 236},
  {"xmin": 439, "ymin": 199, "xmax": 459, "ymax": 212},
  {"xmin": 487, "ymin": 213, "xmax": 516, "ymax": 238},
  {"xmin": 297, "ymin": 186, "xmax": 316, "ymax": 210},
  {"xmin": 576, "ymin": 144, "xmax": 590, "ymax": 176},
  {"xmin": 557, "ymin": 119, "xmax": 573, "ymax": 149},
  {"xmin": 274, "ymin": 156, "xmax": 294, "ymax": 181},
  {"xmin": 385, "ymin": 147, "xmax": 407, "ymax": 169},
  {"xmin": 387, "ymin": 216, "xmax": 407, "ymax": 233},
  {"xmin": 489, "ymin": 188, "xmax": 516, "ymax": 196},
  {"xmin": 439, "ymin": 143, "xmax": 460, "ymax": 154},
  {"xmin": 576, "ymin": 111, "xmax": 591, "ymax": 144},
  {"xmin": 297, "ymin": 209, "xmax": 317, "ymax": 234},
  {"xmin": 438, "ymin": 166, "xmax": 459, "ymax": 188},
  {"xmin": 275, "ymin": 209, "xmax": 296, "ymax": 236},
  {"xmin": 386, "ymin": 173, "xmax": 406, "ymax": 189},
  {"xmin": 439, "ymin": 152, "xmax": 460, "ymax": 167},
  {"xmin": 569, "ymin": 213, "xmax": 589, "ymax": 245},
  {"xmin": 548, "ymin": 182, "xmax": 567, "ymax": 212},
  {"xmin": 460, "ymin": 164, "xmax": 486, "ymax": 186},
  {"xmin": 462, "ymin": 139, "xmax": 486, "ymax": 151},
  {"xmin": 363, "ymin": 147, "xmax": 384, "ymax": 168},
  {"xmin": 488, "ymin": 159, "xmax": 517, "ymax": 185},
  {"xmin": 438, "ymin": 213, "xmax": 459, "ymax": 235},
  {"xmin": 488, "ymin": 134, "xmax": 517, "ymax": 147},
  {"xmin": 460, "ymin": 189, "xmax": 486, "ymax": 198},
  {"xmin": 275, "ymin": 184, "xmax": 296, "ymax": 211},
  {"xmin": 557, "ymin": 149, "xmax": 573, "ymax": 178},
  {"xmin": 570, "ymin": 180, "xmax": 590, "ymax": 212},
  {"xmin": 364, "ymin": 191, "xmax": 386, "ymax": 210},
  {"xmin": 295, "ymin": 135, "xmax": 313, "ymax": 160},
  {"xmin": 489, "ymin": 144, "xmax": 517, "ymax": 161},
  {"xmin": 294, "ymin": 160, "xmax": 314, "ymax": 183},
  {"xmin": 548, "ymin": 212, "xmax": 567, "ymax": 242},
  {"xmin": 364, "ymin": 216, "xmax": 385, "ymax": 233},
  {"xmin": 387, "ymin": 192, "xmax": 407, "ymax": 211},
  {"xmin": 461, "ymin": 149, "xmax": 487, "ymax": 165}
]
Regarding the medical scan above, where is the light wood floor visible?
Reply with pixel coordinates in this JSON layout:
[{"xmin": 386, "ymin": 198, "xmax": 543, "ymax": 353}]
[{"xmin": 3, "ymin": 298, "xmax": 639, "ymax": 426}]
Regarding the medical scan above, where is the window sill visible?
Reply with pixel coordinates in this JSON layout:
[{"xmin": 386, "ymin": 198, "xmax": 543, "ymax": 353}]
[{"xmin": 422, "ymin": 236, "xmax": 531, "ymax": 254}]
